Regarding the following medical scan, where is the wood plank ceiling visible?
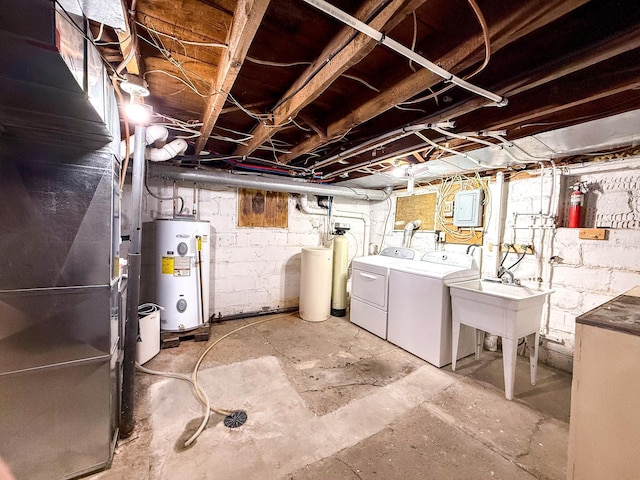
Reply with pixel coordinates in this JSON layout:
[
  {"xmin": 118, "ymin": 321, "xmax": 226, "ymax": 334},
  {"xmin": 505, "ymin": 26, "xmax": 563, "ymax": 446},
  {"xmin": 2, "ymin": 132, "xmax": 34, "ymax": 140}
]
[{"xmin": 95, "ymin": 0, "xmax": 640, "ymax": 185}]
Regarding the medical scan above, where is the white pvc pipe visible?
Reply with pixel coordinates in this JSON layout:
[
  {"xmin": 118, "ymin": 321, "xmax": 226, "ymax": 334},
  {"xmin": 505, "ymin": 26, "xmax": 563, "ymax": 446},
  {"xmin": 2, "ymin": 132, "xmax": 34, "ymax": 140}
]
[
  {"xmin": 119, "ymin": 125, "xmax": 169, "ymax": 160},
  {"xmin": 492, "ymin": 171, "xmax": 506, "ymax": 277},
  {"xmin": 296, "ymin": 194, "xmax": 371, "ymax": 257},
  {"xmin": 147, "ymin": 139, "xmax": 188, "ymax": 162},
  {"xmin": 332, "ymin": 207, "xmax": 370, "ymax": 257}
]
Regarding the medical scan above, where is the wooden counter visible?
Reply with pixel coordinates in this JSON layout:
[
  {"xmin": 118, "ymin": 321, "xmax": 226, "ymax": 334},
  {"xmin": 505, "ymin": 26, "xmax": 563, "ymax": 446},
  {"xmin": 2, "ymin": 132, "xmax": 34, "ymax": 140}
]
[{"xmin": 566, "ymin": 286, "xmax": 640, "ymax": 480}]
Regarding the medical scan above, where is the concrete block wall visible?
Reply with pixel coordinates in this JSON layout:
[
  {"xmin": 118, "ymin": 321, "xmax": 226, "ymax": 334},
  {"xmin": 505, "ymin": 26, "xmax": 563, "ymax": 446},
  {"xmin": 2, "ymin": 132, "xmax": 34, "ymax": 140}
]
[
  {"xmin": 122, "ymin": 182, "xmax": 372, "ymax": 318},
  {"xmin": 368, "ymin": 159, "xmax": 640, "ymax": 372}
]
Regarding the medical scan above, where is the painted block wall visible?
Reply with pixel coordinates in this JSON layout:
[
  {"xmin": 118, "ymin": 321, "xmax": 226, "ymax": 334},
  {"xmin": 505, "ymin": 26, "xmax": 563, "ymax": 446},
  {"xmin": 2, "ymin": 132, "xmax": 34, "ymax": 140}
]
[
  {"xmin": 122, "ymin": 183, "xmax": 371, "ymax": 318},
  {"xmin": 120, "ymin": 158, "xmax": 640, "ymax": 371},
  {"xmin": 369, "ymin": 158, "xmax": 640, "ymax": 372}
]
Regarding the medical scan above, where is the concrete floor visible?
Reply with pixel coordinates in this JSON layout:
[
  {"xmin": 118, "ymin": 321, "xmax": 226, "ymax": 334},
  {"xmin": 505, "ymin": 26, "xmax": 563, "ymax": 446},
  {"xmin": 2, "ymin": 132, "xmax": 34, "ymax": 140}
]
[{"xmin": 88, "ymin": 312, "xmax": 572, "ymax": 480}]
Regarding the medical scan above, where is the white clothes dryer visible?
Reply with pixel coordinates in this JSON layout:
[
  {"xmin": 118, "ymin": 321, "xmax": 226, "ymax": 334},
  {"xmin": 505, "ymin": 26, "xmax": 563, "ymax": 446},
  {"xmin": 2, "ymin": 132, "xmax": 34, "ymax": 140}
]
[
  {"xmin": 387, "ymin": 251, "xmax": 479, "ymax": 367},
  {"xmin": 350, "ymin": 247, "xmax": 420, "ymax": 339}
]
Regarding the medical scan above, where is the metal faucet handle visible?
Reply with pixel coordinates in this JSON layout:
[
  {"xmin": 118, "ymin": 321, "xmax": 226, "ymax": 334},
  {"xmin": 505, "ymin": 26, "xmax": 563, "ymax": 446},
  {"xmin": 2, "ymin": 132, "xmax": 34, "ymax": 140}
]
[{"xmin": 498, "ymin": 266, "xmax": 517, "ymax": 284}]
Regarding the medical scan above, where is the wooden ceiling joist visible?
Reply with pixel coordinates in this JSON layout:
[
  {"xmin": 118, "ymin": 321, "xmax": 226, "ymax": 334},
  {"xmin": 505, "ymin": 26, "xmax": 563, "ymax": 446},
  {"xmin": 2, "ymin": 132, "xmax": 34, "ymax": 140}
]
[
  {"xmin": 278, "ymin": 0, "xmax": 590, "ymax": 164},
  {"xmin": 232, "ymin": 0, "xmax": 429, "ymax": 157},
  {"xmin": 195, "ymin": 0, "xmax": 271, "ymax": 154}
]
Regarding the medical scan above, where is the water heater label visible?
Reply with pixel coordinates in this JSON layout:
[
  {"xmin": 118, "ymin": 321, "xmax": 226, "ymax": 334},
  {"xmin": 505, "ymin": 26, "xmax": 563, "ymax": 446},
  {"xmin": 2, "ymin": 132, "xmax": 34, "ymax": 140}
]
[
  {"xmin": 161, "ymin": 256, "xmax": 174, "ymax": 274},
  {"xmin": 173, "ymin": 256, "xmax": 191, "ymax": 277}
]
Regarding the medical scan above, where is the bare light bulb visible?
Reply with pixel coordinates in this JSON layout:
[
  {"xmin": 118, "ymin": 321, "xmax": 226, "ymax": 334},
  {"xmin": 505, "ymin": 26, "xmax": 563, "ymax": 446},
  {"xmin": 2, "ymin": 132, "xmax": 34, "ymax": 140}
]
[{"xmin": 125, "ymin": 96, "xmax": 152, "ymax": 124}]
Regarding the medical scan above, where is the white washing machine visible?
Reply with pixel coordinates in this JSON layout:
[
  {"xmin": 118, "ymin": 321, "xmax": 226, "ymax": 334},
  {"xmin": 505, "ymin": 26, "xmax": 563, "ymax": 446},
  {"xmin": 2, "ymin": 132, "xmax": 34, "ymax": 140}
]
[
  {"xmin": 387, "ymin": 251, "xmax": 479, "ymax": 367},
  {"xmin": 350, "ymin": 247, "xmax": 420, "ymax": 339}
]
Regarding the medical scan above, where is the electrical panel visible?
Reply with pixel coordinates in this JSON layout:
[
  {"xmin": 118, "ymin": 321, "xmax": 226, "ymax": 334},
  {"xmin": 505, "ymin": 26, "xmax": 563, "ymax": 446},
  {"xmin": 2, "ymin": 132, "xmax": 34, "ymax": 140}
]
[{"xmin": 453, "ymin": 189, "xmax": 484, "ymax": 227}]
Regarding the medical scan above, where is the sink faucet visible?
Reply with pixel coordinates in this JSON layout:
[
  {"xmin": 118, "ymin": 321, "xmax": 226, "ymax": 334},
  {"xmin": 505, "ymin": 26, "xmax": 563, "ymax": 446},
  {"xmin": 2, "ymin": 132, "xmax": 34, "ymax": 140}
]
[{"xmin": 498, "ymin": 266, "xmax": 521, "ymax": 285}]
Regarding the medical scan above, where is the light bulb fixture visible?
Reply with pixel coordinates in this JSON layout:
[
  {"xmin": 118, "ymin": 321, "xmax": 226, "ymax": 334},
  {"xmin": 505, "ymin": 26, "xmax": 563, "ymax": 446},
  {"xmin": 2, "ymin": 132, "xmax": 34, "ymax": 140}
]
[
  {"xmin": 407, "ymin": 175, "xmax": 415, "ymax": 194},
  {"xmin": 125, "ymin": 95, "xmax": 152, "ymax": 124},
  {"xmin": 391, "ymin": 165, "xmax": 409, "ymax": 178},
  {"xmin": 120, "ymin": 74, "xmax": 150, "ymax": 97}
]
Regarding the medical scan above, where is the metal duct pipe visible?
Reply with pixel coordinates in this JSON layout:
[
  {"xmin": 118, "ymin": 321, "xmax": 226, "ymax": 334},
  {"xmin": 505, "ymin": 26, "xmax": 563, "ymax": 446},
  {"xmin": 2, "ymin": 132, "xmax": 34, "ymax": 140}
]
[
  {"xmin": 402, "ymin": 220, "xmax": 422, "ymax": 248},
  {"xmin": 147, "ymin": 164, "xmax": 391, "ymax": 201},
  {"xmin": 120, "ymin": 124, "xmax": 146, "ymax": 437}
]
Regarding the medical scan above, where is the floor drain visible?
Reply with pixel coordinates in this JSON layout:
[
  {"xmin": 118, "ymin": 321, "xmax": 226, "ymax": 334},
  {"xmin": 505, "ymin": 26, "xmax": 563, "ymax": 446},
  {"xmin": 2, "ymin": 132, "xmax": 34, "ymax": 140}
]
[{"xmin": 224, "ymin": 410, "xmax": 248, "ymax": 429}]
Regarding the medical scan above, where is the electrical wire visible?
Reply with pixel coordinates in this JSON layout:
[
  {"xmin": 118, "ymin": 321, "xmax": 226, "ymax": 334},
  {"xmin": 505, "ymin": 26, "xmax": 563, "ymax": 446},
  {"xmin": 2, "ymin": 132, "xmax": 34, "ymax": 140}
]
[
  {"xmin": 136, "ymin": 20, "xmax": 228, "ymax": 48},
  {"xmin": 245, "ymin": 56, "xmax": 311, "ymax": 67},
  {"xmin": 271, "ymin": 1, "xmax": 390, "ymax": 112},
  {"xmin": 342, "ymin": 74, "xmax": 380, "ymax": 93},
  {"xmin": 112, "ymin": 77, "xmax": 131, "ymax": 190},
  {"xmin": 408, "ymin": 11, "xmax": 418, "ymax": 72},
  {"xmin": 398, "ymin": 0, "xmax": 491, "ymax": 107}
]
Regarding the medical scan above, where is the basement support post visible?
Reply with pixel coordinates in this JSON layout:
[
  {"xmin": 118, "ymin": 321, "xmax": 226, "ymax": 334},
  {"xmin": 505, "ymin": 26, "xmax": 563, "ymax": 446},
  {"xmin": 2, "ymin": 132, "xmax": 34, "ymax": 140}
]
[{"xmin": 120, "ymin": 124, "xmax": 146, "ymax": 437}]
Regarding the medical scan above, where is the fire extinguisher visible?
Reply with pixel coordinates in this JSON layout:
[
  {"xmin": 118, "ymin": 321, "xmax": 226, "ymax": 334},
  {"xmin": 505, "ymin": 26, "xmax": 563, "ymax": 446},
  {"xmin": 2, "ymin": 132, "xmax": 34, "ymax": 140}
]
[{"xmin": 568, "ymin": 181, "xmax": 588, "ymax": 228}]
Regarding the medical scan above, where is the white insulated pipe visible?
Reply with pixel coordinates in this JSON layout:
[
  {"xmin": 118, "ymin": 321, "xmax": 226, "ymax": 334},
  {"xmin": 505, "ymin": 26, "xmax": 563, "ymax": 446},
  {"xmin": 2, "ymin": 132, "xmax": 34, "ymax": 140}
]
[{"xmin": 149, "ymin": 164, "xmax": 391, "ymax": 201}]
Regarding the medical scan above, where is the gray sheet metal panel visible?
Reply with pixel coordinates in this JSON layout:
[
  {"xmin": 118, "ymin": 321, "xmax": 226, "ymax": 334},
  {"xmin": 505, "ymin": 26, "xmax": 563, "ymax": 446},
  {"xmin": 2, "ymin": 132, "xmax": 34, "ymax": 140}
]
[
  {"xmin": 0, "ymin": 286, "xmax": 111, "ymax": 375},
  {"xmin": 0, "ymin": 356, "xmax": 111, "ymax": 480},
  {"xmin": 0, "ymin": 140, "xmax": 114, "ymax": 290}
]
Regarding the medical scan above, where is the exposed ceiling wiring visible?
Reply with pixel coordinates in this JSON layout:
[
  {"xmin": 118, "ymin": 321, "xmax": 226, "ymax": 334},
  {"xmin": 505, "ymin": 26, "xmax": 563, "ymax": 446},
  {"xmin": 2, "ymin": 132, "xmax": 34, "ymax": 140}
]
[
  {"xmin": 409, "ymin": 11, "xmax": 418, "ymax": 72},
  {"xmin": 245, "ymin": 56, "xmax": 311, "ymax": 67},
  {"xmin": 136, "ymin": 20, "xmax": 228, "ymax": 48},
  {"xmin": 398, "ymin": 0, "xmax": 491, "ymax": 107}
]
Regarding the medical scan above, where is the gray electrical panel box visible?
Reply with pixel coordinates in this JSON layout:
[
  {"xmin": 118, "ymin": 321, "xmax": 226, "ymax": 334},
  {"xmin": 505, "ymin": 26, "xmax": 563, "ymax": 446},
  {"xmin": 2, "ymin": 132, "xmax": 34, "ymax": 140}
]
[{"xmin": 453, "ymin": 189, "xmax": 484, "ymax": 227}]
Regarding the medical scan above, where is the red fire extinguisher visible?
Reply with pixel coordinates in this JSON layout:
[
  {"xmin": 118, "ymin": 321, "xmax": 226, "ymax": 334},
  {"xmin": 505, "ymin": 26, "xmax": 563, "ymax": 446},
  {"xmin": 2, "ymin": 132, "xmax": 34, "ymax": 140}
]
[{"xmin": 568, "ymin": 181, "xmax": 588, "ymax": 228}]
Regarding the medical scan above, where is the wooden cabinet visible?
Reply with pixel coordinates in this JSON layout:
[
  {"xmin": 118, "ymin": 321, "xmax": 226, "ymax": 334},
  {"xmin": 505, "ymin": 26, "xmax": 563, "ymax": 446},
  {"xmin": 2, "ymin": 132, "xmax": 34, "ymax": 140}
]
[{"xmin": 567, "ymin": 287, "xmax": 640, "ymax": 480}]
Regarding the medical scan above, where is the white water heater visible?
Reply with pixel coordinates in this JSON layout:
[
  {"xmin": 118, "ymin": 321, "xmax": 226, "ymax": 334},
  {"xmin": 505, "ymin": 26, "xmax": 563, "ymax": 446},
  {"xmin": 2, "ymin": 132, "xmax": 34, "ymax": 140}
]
[{"xmin": 155, "ymin": 219, "xmax": 210, "ymax": 331}]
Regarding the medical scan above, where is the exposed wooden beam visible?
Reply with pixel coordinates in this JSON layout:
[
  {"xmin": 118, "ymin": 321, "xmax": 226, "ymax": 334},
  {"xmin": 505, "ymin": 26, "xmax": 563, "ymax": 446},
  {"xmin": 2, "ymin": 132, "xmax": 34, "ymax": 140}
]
[
  {"xmin": 117, "ymin": 0, "xmax": 140, "ymax": 75},
  {"xmin": 279, "ymin": 0, "xmax": 590, "ymax": 164},
  {"xmin": 233, "ymin": 0, "xmax": 428, "ymax": 157},
  {"xmin": 298, "ymin": 113, "xmax": 327, "ymax": 138},
  {"xmin": 195, "ymin": 0, "xmax": 271, "ymax": 154},
  {"xmin": 489, "ymin": 65, "xmax": 640, "ymax": 133}
]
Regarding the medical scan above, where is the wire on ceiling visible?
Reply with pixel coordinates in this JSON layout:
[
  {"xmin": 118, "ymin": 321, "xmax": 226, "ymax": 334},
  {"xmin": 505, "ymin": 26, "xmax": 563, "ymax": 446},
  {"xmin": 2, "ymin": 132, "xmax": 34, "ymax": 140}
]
[{"xmin": 398, "ymin": 0, "xmax": 492, "ymax": 107}]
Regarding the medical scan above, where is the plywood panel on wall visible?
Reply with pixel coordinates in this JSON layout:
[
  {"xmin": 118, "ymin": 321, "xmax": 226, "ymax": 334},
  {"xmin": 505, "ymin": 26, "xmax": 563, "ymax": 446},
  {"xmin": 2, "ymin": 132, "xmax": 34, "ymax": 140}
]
[
  {"xmin": 394, "ymin": 193, "xmax": 437, "ymax": 231},
  {"xmin": 394, "ymin": 181, "xmax": 487, "ymax": 245},
  {"xmin": 435, "ymin": 181, "xmax": 486, "ymax": 246},
  {"xmin": 238, "ymin": 188, "xmax": 288, "ymax": 228}
]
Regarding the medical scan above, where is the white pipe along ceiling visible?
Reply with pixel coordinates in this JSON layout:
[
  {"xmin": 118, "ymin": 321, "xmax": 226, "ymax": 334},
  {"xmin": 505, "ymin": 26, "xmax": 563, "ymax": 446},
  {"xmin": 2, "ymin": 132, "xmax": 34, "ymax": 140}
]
[{"xmin": 147, "ymin": 164, "xmax": 392, "ymax": 201}]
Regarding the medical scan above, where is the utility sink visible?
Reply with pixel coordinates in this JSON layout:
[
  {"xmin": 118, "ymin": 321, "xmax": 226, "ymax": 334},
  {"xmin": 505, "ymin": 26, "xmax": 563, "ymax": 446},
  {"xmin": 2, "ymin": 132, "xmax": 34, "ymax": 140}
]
[
  {"xmin": 450, "ymin": 279, "xmax": 553, "ymax": 312},
  {"xmin": 449, "ymin": 279, "xmax": 554, "ymax": 400}
]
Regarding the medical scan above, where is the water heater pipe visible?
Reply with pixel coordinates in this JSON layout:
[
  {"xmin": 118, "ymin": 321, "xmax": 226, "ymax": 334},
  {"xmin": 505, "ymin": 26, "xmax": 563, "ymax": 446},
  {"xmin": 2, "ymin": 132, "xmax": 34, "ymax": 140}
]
[
  {"xmin": 149, "ymin": 164, "xmax": 391, "ymax": 201},
  {"xmin": 120, "ymin": 123, "xmax": 147, "ymax": 437},
  {"xmin": 296, "ymin": 195, "xmax": 371, "ymax": 257}
]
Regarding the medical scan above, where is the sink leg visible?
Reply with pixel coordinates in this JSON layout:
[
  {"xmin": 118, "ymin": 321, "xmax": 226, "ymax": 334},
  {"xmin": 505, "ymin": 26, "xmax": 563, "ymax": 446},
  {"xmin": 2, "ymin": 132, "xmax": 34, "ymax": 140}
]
[
  {"xmin": 528, "ymin": 331, "xmax": 540, "ymax": 385},
  {"xmin": 475, "ymin": 329, "xmax": 484, "ymax": 360},
  {"xmin": 452, "ymin": 321, "xmax": 460, "ymax": 371},
  {"xmin": 502, "ymin": 338, "xmax": 517, "ymax": 401}
]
